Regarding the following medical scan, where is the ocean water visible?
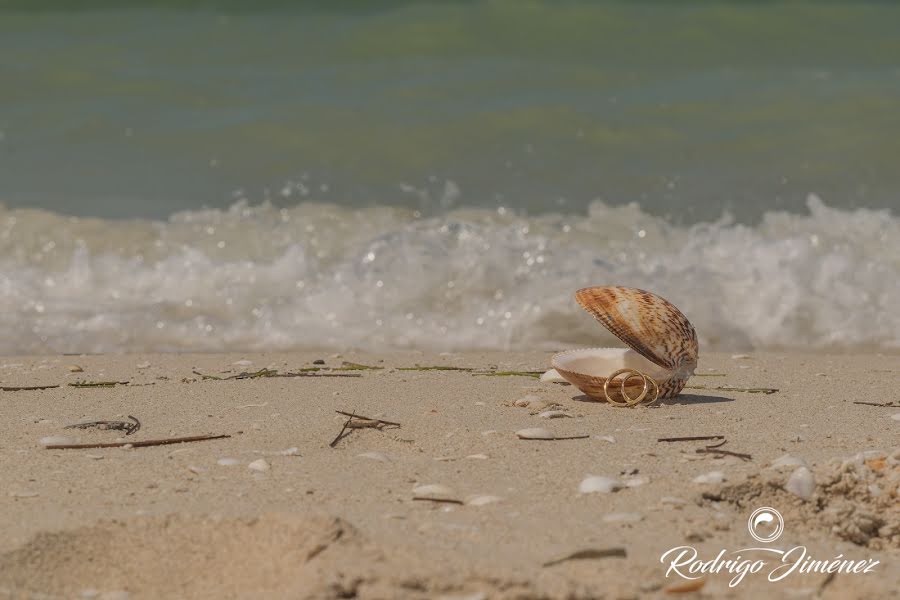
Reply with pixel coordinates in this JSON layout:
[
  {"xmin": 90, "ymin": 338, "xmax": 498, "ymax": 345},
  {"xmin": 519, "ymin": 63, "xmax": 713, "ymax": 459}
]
[{"xmin": 1, "ymin": 1, "xmax": 898, "ymax": 354}]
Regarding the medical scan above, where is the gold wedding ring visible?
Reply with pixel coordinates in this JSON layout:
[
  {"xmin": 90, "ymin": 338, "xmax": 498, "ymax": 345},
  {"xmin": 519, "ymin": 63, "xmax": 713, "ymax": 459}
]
[{"xmin": 602, "ymin": 368, "xmax": 660, "ymax": 407}]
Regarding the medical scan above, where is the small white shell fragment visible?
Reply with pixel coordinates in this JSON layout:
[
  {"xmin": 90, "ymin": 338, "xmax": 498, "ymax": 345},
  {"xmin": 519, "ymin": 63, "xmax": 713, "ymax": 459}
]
[
  {"xmin": 9, "ymin": 490, "xmax": 39, "ymax": 498},
  {"xmin": 514, "ymin": 395, "xmax": 539, "ymax": 407},
  {"xmin": 39, "ymin": 435, "xmax": 76, "ymax": 447},
  {"xmin": 538, "ymin": 410, "xmax": 572, "ymax": 419},
  {"xmin": 357, "ymin": 451, "xmax": 392, "ymax": 462},
  {"xmin": 217, "ymin": 457, "xmax": 240, "ymax": 466},
  {"xmin": 232, "ymin": 359, "xmax": 253, "ymax": 366},
  {"xmin": 86, "ymin": 454, "xmax": 104, "ymax": 460},
  {"xmin": 593, "ymin": 435, "xmax": 616, "ymax": 443},
  {"xmin": 516, "ymin": 427, "xmax": 556, "ymax": 440},
  {"xmin": 187, "ymin": 465, "xmax": 205, "ymax": 474},
  {"xmin": 465, "ymin": 454, "xmax": 489, "ymax": 460},
  {"xmin": 660, "ymin": 496, "xmax": 687, "ymax": 506},
  {"xmin": 891, "ymin": 413, "xmax": 900, "ymax": 421},
  {"xmin": 412, "ymin": 484, "xmax": 456, "ymax": 499},
  {"xmin": 136, "ymin": 361, "xmax": 151, "ymax": 369},
  {"xmin": 624, "ymin": 476, "xmax": 649, "ymax": 488},
  {"xmin": 731, "ymin": 354, "xmax": 751, "ymax": 359},
  {"xmin": 540, "ymin": 369, "xmax": 566, "ymax": 383},
  {"xmin": 579, "ymin": 475, "xmax": 624, "ymax": 494},
  {"xmin": 602, "ymin": 512, "xmax": 643, "ymax": 523},
  {"xmin": 248, "ymin": 459, "xmax": 270, "ymax": 472},
  {"xmin": 465, "ymin": 495, "xmax": 502, "ymax": 506},
  {"xmin": 693, "ymin": 470, "xmax": 726, "ymax": 484},
  {"xmin": 279, "ymin": 447, "xmax": 300, "ymax": 456},
  {"xmin": 769, "ymin": 454, "xmax": 809, "ymax": 470},
  {"xmin": 67, "ymin": 365, "xmax": 84, "ymax": 372},
  {"xmin": 785, "ymin": 467, "xmax": 815, "ymax": 500}
]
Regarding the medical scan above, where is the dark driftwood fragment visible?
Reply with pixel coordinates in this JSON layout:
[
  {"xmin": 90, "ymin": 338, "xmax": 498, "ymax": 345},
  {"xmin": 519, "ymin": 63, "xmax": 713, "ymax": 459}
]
[
  {"xmin": 397, "ymin": 365, "xmax": 475, "ymax": 372},
  {"xmin": 66, "ymin": 415, "xmax": 141, "ymax": 436},
  {"xmin": 685, "ymin": 384, "xmax": 778, "ymax": 394},
  {"xmin": 412, "ymin": 497, "xmax": 464, "ymax": 505},
  {"xmin": 543, "ymin": 547, "xmax": 627, "ymax": 567},
  {"xmin": 473, "ymin": 370, "xmax": 543, "ymax": 378},
  {"xmin": 658, "ymin": 435, "xmax": 725, "ymax": 443},
  {"xmin": 1, "ymin": 384, "xmax": 60, "ymax": 391},
  {"xmin": 69, "ymin": 381, "xmax": 129, "ymax": 388},
  {"xmin": 43, "ymin": 434, "xmax": 231, "ymax": 450},
  {"xmin": 853, "ymin": 401, "xmax": 898, "ymax": 407}
]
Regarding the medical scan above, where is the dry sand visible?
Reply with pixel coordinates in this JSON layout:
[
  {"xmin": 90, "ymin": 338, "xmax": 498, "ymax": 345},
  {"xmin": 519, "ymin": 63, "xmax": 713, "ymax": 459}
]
[{"xmin": 0, "ymin": 351, "xmax": 897, "ymax": 599}]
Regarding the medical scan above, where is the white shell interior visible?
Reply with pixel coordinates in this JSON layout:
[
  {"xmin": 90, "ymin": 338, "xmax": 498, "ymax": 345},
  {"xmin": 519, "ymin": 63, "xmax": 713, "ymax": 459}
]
[{"xmin": 552, "ymin": 347, "xmax": 670, "ymax": 380}]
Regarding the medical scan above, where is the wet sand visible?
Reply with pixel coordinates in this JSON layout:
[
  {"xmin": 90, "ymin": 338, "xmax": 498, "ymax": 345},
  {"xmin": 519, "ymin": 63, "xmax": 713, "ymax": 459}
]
[{"xmin": 0, "ymin": 351, "xmax": 897, "ymax": 599}]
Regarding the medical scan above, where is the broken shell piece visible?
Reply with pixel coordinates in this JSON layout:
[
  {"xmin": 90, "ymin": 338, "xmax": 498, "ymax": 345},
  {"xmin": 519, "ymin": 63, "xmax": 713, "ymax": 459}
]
[
  {"xmin": 465, "ymin": 495, "xmax": 502, "ymax": 506},
  {"xmin": 40, "ymin": 435, "xmax": 76, "ymax": 447},
  {"xmin": 785, "ymin": 467, "xmax": 815, "ymax": 500},
  {"xmin": 412, "ymin": 484, "xmax": 456, "ymax": 500},
  {"xmin": 67, "ymin": 365, "xmax": 84, "ymax": 373},
  {"xmin": 516, "ymin": 428, "xmax": 556, "ymax": 440},
  {"xmin": 357, "ymin": 451, "xmax": 391, "ymax": 462},
  {"xmin": 514, "ymin": 395, "xmax": 539, "ymax": 407},
  {"xmin": 551, "ymin": 287, "xmax": 698, "ymax": 402},
  {"xmin": 538, "ymin": 410, "xmax": 572, "ymax": 419},
  {"xmin": 603, "ymin": 512, "xmax": 643, "ymax": 523},
  {"xmin": 540, "ymin": 369, "xmax": 567, "ymax": 383},
  {"xmin": 693, "ymin": 471, "xmax": 725, "ymax": 484},
  {"xmin": 216, "ymin": 457, "xmax": 240, "ymax": 466},
  {"xmin": 247, "ymin": 459, "xmax": 270, "ymax": 472},
  {"xmin": 579, "ymin": 476, "xmax": 624, "ymax": 494},
  {"xmin": 769, "ymin": 454, "xmax": 809, "ymax": 470},
  {"xmin": 624, "ymin": 476, "xmax": 649, "ymax": 488}
]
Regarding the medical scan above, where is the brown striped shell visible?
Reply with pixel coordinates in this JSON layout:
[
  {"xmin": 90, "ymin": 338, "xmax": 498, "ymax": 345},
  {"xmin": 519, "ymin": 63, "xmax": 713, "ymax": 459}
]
[{"xmin": 551, "ymin": 286, "xmax": 698, "ymax": 401}]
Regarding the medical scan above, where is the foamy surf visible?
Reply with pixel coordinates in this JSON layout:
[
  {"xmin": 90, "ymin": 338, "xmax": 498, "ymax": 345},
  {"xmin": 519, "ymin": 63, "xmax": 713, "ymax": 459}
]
[{"xmin": 0, "ymin": 196, "xmax": 897, "ymax": 355}]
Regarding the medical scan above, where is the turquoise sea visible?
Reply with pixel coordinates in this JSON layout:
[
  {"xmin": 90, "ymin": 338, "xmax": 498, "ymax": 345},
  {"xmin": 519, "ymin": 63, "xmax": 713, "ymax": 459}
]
[{"xmin": 1, "ymin": 1, "xmax": 898, "ymax": 353}]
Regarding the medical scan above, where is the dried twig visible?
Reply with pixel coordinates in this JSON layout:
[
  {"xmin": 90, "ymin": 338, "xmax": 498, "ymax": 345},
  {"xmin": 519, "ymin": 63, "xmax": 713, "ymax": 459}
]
[
  {"xmin": 685, "ymin": 384, "xmax": 778, "ymax": 394},
  {"xmin": 412, "ymin": 497, "xmax": 464, "ymax": 505},
  {"xmin": 336, "ymin": 362, "xmax": 383, "ymax": 371},
  {"xmin": 69, "ymin": 381, "xmax": 129, "ymax": 388},
  {"xmin": 853, "ymin": 401, "xmax": 898, "ymax": 407},
  {"xmin": 66, "ymin": 415, "xmax": 141, "ymax": 436},
  {"xmin": 1, "ymin": 384, "xmax": 60, "ymax": 391},
  {"xmin": 397, "ymin": 365, "xmax": 475, "ymax": 372},
  {"xmin": 658, "ymin": 435, "xmax": 725, "ymax": 443},
  {"xmin": 472, "ymin": 370, "xmax": 543, "ymax": 378},
  {"xmin": 43, "ymin": 433, "xmax": 231, "ymax": 450},
  {"xmin": 696, "ymin": 447, "xmax": 752, "ymax": 461},
  {"xmin": 543, "ymin": 547, "xmax": 627, "ymax": 567},
  {"xmin": 329, "ymin": 412, "xmax": 355, "ymax": 448},
  {"xmin": 334, "ymin": 410, "xmax": 401, "ymax": 428}
]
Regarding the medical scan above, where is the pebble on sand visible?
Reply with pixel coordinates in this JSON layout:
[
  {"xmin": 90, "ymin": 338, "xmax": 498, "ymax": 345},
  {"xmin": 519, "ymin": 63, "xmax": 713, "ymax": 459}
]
[
  {"xmin": 248, "ymin": 458, "xmax": 270, "ymax": 472},
  {"xmin": 785, "ymin": 466, "xmax": 816, "ymax": 500},
  {"xmin": 579, "ymin": 476, "xmax": 624, "ymax": 494},
  {"xmin": 67, "ymin": 365, "xmax": 84, "ymax": 372},
  {"xmin": 538, "ymin": 410, "xmax": 572, "ymax": 419}
]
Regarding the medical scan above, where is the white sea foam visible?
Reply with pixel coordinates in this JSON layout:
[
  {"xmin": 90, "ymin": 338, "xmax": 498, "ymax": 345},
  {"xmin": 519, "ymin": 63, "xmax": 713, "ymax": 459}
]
[{"xmin": 0, "ymin": 196, "xmax": 897, "ymax": 354}]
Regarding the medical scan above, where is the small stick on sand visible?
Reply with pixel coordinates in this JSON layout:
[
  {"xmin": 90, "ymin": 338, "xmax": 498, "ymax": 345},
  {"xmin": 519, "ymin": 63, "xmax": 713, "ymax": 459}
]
[
  {"xmin": 696, "ymin": 447, "xmax": 752, "ymax": 461},
  {"xmin": 685, "ymin": 385, "xmax": 778, "ymax": 394},
  {"xmin": 334, "ymin": 410, "xmax": 401, "ymax": 427},
  {"xmin": 43, "ymin": 433, "xmax": 231, "ymax": 450},
  {"xmin": 853, "ymin": 401, "xmax": 898, "ymax": 407},
  {"xmin": 542, "ymin": 547, "xmax": 627, "ymax": 567},
  {"xmin": 412, "ymin": 497, "xmax": 464, "ymax": 505},
  {"xmin": 658, "ymin": 435, "xmax": 725, "ymax": 443},
  {"xmin": 1, "ymin": 384, "xmax": 60, "ymax": 391},
  {"xmin": 69, "ymin": 381, "xmax": 130, "ymax": 388}
]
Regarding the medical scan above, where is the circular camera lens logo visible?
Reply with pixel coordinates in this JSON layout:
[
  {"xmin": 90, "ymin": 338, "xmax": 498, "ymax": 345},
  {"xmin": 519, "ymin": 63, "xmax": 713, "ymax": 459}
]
[{"xmin": 748, "ymin": 507, "xmax": 784, "ymax": 543}]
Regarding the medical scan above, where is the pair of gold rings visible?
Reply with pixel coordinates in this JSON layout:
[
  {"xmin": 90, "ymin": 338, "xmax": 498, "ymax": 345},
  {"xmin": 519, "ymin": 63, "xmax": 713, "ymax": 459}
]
[{"xmin": 602, "ymin": 368, "xmax": 660, "ymax": 406}]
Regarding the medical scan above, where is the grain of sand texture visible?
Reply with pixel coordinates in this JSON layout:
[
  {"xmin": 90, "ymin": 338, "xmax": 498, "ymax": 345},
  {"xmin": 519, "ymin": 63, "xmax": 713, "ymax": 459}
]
[{"xmin": 0, "ymin": 351, "xmax": 897, "ymax": 599}]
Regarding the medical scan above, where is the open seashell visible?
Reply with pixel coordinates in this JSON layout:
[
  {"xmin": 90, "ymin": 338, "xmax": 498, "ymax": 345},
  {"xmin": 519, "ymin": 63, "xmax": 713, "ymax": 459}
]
[{"xmin": 551, "ymin": 286, "xmax": 698, "ymax": 402}]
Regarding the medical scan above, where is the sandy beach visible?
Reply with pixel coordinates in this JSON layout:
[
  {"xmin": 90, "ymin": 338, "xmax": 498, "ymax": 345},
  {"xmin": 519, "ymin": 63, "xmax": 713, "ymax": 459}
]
[{"xmin": 0, "ymin": 350, "xmax": 897, "ymax": 599}]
